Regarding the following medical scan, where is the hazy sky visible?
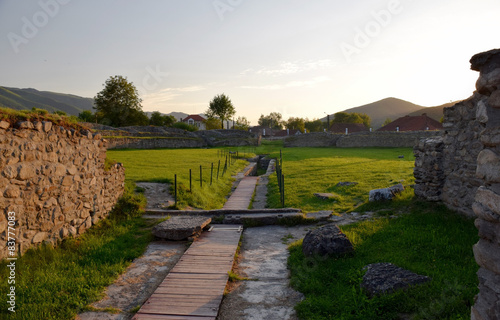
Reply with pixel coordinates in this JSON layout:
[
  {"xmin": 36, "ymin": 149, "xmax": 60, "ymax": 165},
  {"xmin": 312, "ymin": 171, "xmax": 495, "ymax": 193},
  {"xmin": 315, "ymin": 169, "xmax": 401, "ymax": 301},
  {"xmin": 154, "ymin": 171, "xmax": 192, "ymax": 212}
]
[{"xmin": 1, "ymin": 0, "xmax": 499, "ymax": 124}]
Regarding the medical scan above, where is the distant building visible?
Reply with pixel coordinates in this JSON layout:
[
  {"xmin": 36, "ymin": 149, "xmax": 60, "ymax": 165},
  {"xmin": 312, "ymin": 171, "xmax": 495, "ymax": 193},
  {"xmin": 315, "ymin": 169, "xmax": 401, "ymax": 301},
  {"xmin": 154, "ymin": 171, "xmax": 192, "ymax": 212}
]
[
  {"xmin": 182, "ymin": 115, "xmax": 207, "ymax": 130},
  {"xmin": 377, "ymin": 114, "xmax": 442, "ymax": 132},
  {"xmin": 274, "ymin": 129, "xmax": 302, "ymax": 137},
  {"xmin": 329, "ymin": 123, "xmax": 369, "ymax": 134}
]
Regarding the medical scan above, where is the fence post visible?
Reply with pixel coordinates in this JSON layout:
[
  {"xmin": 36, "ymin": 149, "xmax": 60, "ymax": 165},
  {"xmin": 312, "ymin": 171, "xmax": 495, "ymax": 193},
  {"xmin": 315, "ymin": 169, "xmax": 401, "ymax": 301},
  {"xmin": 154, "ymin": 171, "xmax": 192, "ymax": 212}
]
[
  {"xmin": 174, "ymin": 174, "xmax": 177, "ymax": 207},
  {"xmin": 189, "ymin": 169, "xmax": 192, "ymax": 192},
  {"xmin": 200, "ymin": 165, "xmax": 202, "ymax": 188},
  {"xmin": 217, "ymin": 160, "xmax": 220, "ymax": 180},
  {"xmin": 282, "ymin": 174, "xmax": 285, "ymax": 207},
  {"xmin": 210, "ymin": 163, "xmax": 213, "ymax": 186}
]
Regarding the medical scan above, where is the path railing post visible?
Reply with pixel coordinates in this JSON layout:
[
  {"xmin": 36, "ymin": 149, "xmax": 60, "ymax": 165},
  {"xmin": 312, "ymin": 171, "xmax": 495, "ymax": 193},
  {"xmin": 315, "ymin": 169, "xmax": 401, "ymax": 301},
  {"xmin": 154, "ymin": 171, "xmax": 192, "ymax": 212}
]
[
  {"xmin": 200, "ymin": 165, "xmax": 203, "ymax": 188},
  {"xmin": 189, "ymin": 169, "xmax": 192, "ymax": 192},
  {"xmin": 174, "ymin": 174, "xmax": 177, "ymax": 207},
  {"xmin": 210, "ymin": 163, "xmax": 213, "ymax": 186}
]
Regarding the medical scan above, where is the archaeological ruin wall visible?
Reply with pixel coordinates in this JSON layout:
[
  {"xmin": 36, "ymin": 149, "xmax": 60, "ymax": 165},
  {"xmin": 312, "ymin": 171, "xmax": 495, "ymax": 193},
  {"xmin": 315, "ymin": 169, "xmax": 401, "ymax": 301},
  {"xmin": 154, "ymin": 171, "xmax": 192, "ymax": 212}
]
[
  {"xmin": 414, "ymin": 48, "xmax": 500, "ymax": 320},
  {"xmin": 0, "ymin": 120, "xmax": 125, "ymax": 260}
]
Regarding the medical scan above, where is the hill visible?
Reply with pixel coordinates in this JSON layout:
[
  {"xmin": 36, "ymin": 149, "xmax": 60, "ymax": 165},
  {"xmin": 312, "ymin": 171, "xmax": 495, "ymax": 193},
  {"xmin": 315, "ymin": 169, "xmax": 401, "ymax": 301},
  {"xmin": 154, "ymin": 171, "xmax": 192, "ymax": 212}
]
[
  {"xmin": 0, "ymin": 86, "xmax": 94, "ymax": 116},
  {"xmin": 408, "ymin": 101, "xmax": 460, "ymax": 121}
]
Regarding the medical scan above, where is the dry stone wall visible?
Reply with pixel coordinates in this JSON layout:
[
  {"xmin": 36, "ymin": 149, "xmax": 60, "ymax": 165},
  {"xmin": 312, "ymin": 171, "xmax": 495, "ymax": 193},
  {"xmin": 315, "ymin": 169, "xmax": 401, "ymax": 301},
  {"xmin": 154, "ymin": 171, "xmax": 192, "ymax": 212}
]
[{"xmin": 0, "ymin": 120, "xmax": 125, "ymax": 260}]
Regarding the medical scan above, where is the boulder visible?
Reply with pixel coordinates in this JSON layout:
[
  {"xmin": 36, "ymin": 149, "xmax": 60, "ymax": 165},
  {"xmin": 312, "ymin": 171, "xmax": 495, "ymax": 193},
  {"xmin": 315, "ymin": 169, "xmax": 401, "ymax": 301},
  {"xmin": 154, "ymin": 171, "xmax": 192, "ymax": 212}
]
[
  {"xmin": 152, "ymin": 216, "xmax": 212, "ymax": 241},
  {"xmin": 369, "ymin": 184, "xmax": 404, "ymax": 202},
  {"xmin": 302, "ymin": 224, "xmax": 353, "ymax": 257},
  {"xmin": 336, "ymin": 181, "xmax": 358, "ymax": 187},
  {"xmin": 313, "ymin": 193, "xmax": 339, "ymax": 200},
  {"xmin": 361, "ymin": 263, "xmax": 431, "ymax": 297}
]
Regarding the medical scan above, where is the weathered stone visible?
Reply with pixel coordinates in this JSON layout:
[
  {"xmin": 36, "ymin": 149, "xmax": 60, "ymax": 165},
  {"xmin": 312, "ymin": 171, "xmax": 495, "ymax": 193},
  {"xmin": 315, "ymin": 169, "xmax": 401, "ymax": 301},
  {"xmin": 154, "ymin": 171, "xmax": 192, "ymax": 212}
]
[
  {"xmin": 18, "ymin": 164, "xmax": 37, "ymax": 181},
  {"xmin": 42, "ymin": 121, "xmax": 52, "ymax": 132},
  {"xmin": 61, "ymin": 176, "xmax": 73, "ymax": 186},
  {"xmin": 475, "ymin": 219, "xmax": 500, "ymax": 244},
  {"xmin": 477, "ymin": 149, "xmax": 500, "ymax": 183},
  {"xmin": 302, "ymin": 224, "xmax": 353, "ymax": 257},
  {"xmin": 369, "ymin": 184, "xmax": 404, "ymax": 202},
  {"xmin": 474, "ymin": 239, "xmax": 500, "ymax": 275},
  {"xmin": 152, "ymin": 216, "xmax": 212, "ymax": 241},
  {"xmin": 477, "ymin": 100, "xmax": 489, "ymax": 123},
  {"xmin": 0, "ymin": 121, "xmax": 10, "ymax": 130},
  {"xmin": 4, "ymin": 186, "xmax": 21, "ymax": 198},
  {"xmin": 2, "ymin": 165, "xmax": 18, "ymax": 179},
  {"xmin": 475, "ymin": 187, "xmax": 500, "ymax": 215},
  {"xmin": 17, "ymin": 121, "xmax": 34, "ymax": 130},
  {"xmin": 313, "ymin": 193, "xmax": 339, "ymax": 200},
  {"xmin": 336, "ymin": 181, "xmax": 358, "ymax": 187},
  {"xmin": 33, "ymin": 121, "xmax": 43, "ymax": 132},
  {"xmin": 32, "ymin": 232, "xmax": 47, "ymax": 244},
  {"xmin": 488, "ymin": 89, "xmax": 500, "ymax": 108},
  {"xmin": 361, "ymin": 263, "xmax": 431, "ymax": 297}
]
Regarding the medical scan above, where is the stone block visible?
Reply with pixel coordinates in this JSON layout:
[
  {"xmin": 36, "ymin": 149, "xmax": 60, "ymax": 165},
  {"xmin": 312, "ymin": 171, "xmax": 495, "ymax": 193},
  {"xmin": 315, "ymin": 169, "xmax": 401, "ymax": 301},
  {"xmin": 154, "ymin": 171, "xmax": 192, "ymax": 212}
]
[
  {"xmin": 61, "ymin": 176, "xmax": 73, "ymax": 186},
  {"xmin": 475, "ymin": 187, "xmax": 500, "ymax": 215},
  {"xmin": 0, "ymin": 121, "xmax": 10, "ymax": 130},
  {"xmin": 152, "ymin": 216, "xmax": 211, "ymax": 241},
  {"xmin": 302, "ymin": 224, "xmax": 353, "ymax": 257},
  {"xmin": 4, "ymin": 186, "xmax": 21, "ymax": 198},
  {"xmin": 369, "ymin": 184, "xmax": 404, "ymax": 202},
  {"xmin": 473, "ymin": 239, "xmax": 500, "ymax": 274},
  {"xmin": 475, "ymin": 218, "xmax": 500, "ymax": 244},
  {"xmin": 477, "ymin": 149, "xmax": 500, "ymax": 183},
  {"xmin": 32, "ymin": 232, "xmax": 47, "ymax": 244},
  {"xmin": 361, "ymin": 263, "xmax": 430, "ymax": 297},
  {"xmin": 17, "ymin": 121, "xmax": 34, "ymax": 130},
  {"xmin": 42, "ymin": 121, "xmax": 52, "ymax": 132},
  {"xmin": 17, "ymin": 164, "xmax": 37, "ymax": 181}
]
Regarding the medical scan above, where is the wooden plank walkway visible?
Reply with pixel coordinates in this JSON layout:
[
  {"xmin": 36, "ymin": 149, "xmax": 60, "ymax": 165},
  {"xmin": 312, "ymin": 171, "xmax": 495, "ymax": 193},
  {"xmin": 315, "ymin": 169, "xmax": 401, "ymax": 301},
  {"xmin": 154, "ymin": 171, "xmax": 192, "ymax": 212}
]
[
  {"xmin": 132, "ymin": 225, "xmax": 243, "ymax": 320},
  {"xmin": 222, "ymin": 176, "xmax": 259, "ymax": 210}
]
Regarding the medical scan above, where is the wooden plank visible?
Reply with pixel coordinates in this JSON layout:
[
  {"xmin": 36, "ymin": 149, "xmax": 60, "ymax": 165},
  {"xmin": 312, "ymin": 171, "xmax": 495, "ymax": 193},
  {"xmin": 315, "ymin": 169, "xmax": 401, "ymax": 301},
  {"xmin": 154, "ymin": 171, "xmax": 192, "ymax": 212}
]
[{"xmin": 133, "ymin": 313, "xmax": 216, "ymax": 320}]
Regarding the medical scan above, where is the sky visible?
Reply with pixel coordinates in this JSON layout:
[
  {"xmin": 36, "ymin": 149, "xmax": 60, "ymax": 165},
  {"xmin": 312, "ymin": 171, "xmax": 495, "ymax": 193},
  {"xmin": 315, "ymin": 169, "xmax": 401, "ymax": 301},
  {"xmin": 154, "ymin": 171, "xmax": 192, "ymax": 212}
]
[{"xmin": 0, "ymin": 0, "xmax": 499, "ymax": 125}]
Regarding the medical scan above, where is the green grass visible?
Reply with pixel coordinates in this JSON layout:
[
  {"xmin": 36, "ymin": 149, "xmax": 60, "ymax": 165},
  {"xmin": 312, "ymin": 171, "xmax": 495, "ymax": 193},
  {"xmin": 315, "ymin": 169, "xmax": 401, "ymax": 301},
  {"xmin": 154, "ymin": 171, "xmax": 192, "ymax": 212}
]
[
  {"xmin": 265, "ymin": 145, "xmax": 416, "ymax": 212},
  {"xmin": 107, "ymin": 148, "xmax": 250, "ymax": 209},
  {"xmin": 288, "ymin": 202, "xmax": 478, "ymax": 320}
]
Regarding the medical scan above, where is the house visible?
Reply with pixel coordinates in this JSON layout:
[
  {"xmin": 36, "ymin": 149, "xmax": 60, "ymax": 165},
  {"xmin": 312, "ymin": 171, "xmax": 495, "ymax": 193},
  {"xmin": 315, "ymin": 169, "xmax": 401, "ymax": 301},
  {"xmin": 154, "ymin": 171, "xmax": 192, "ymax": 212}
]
[
  {"xmin": 329, "ymin": 123, "xmax": 369, "ymax": 134},
  {"xmin": 377, "ymin": 114, "xmax": 442, "ymax": 132},
  {"xmin": 182, "ymin": 115, "xmax": 206, "ymax": 130}
]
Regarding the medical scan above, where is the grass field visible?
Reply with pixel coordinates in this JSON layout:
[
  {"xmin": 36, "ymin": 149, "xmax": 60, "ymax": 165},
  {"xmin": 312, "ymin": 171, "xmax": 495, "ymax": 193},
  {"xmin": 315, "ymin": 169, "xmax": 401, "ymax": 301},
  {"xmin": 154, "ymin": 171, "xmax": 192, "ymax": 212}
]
[{"xmin": 107, "ymin": 148, "xmax": 250, "ymax": 209}]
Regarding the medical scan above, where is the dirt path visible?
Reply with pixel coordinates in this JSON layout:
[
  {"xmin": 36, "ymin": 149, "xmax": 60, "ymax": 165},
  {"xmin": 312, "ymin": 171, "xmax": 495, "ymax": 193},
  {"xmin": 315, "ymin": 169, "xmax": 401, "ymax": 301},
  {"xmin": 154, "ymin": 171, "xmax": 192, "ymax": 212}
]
[{"xmin": 217, "ymin": 225, "xmax": 312, "ymax": 320}]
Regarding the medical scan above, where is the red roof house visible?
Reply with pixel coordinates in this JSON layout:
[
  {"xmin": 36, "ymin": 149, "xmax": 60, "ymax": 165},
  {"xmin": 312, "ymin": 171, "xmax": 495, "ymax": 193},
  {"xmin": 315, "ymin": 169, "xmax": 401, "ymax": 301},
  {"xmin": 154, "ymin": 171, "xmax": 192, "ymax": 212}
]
[
  {"xmin": 183, "ymin": 115, "xmax": 206, "ymax": 130},
  {"xmin": 377, "ymin": 114, "xmax": 442, "ymax": 132},
  {"xmin": 329, "ymin": 123, "xmax": 369, "ymax": 134}
]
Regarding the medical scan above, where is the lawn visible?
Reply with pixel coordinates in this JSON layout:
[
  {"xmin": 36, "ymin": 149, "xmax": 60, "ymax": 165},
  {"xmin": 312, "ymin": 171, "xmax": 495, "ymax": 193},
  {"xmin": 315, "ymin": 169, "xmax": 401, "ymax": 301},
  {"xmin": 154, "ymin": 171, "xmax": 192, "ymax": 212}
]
[{"xmin": 107, "ymin": 148, "xmax": 250, "ymax": 209}]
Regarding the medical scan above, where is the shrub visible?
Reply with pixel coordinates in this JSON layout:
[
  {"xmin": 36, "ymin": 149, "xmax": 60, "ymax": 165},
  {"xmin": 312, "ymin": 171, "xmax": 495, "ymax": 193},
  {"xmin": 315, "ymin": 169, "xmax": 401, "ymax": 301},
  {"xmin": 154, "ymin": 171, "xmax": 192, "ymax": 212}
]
[{"xmin": 172, "ymin": 122, "xmax": 198, "ymax": 132}]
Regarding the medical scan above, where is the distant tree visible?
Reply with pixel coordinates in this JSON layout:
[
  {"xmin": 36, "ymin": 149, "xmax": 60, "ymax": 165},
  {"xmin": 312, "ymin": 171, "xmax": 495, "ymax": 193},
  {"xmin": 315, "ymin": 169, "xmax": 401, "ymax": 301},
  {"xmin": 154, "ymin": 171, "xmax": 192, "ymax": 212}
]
[
  {"xmin": 53, "ymin": 110, "xmax": 67, "ymax": 116},
  {"xmin": 305, "ymin": 118, "xmax": 324, "ymax": 132},
  {"xmin": 285, "ymin": 117, "xmax": 305, "ymax": 132},
  {"xmin": 234, "ymin": 116, "xmax": 250, "ymax": 131},
  {"xmin": 78, "ymin": 110, "xmax": 95, "ymax": 122},
  {"xmin": 258, "ymin": 112, "xmax": 284, "ymax": 130},
  {"xmin": 206, "ymin": 94, "xmax": 236, "ymax": 129},
  {"xmin": 149, "ymin": 111, "xmax": 176, "ymax": 127},
  {"xmin": 382, "ymin": 118, "xmax": 392, "ymax": 126},
  {"xmin": 205, "ymin": 117, "xmax": 221, "ymax": 130},
  {"xmin": 94, "ymin": 75, "xmax": 149, "ymax": 127},
  {"xmin": 332, "ymin": 112, "xmax": 371, "ymax": 128}
]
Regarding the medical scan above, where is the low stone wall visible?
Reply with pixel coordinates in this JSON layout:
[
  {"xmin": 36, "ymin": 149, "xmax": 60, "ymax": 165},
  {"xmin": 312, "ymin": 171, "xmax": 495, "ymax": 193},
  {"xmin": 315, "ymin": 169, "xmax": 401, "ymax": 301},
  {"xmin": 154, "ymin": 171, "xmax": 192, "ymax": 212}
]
[
  {"xmin": 413, "ymin": 137, "xmax": 445, "ymax": 201},
  {"xmin": 106, "ymin": 137, "xmax": 205, "ymax": 149},
  {"xmin": 336, "ymin": 131, "xmax": 441, "ymax": 148},
  {"xmin": 194, "ymin": 129, "xmax": 261, "ymax": 147},
  {"xmin": 0, "ymin": 120, "xmax": 125, "ymax": 260},
  {"xmin": 283, "ymin": 131, "xmax": 441, "ymax": 148}
]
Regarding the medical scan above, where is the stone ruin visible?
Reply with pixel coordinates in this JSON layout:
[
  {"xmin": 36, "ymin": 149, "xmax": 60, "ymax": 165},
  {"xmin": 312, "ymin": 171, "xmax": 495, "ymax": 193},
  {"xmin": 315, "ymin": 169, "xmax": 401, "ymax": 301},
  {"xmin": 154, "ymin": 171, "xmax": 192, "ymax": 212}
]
[{"xmin": 413, "ymin": 49, "xmax": 500, "ymax": 320}]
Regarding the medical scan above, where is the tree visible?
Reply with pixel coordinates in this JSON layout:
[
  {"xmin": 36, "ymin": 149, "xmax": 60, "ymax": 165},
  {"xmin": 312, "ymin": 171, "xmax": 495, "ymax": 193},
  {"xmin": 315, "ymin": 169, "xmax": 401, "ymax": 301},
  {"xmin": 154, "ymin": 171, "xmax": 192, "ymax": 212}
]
[
  {"xmin": 234, "ymin": 116, "xmax": 250, "ymax": 131},
  {"xmin": 382, "ymin": 118, "xmax": 393, "ymax": 126},
  {"xmin": 258, "ymin": 112, "xmax": 284, "ymax": 130},
  {"xmin": 94, "ymin": 75, "xmax": 148, "ymax": 127},
  {"xmin": 285, "ymin": 117, "xmax": 305, "ymax": 132},
  {"xmin": 305, "ymin": 118, "xmax": 324, "ymax": 132},
  {"xmin": 332, "ymin": 112, "xmax": 371, "ymax": 128},
  {"xmin": 206, "ymin": 94, "xmax": 236, "ymax": 129},
  {"xmin": 149, "ymin": 111, "xmax": 176, "ymax": 127},
  {"xmin": 205, "ymin": 117, "xmax": 221, "ymax": 130},
  {"xmin": 78, "ymin": 110, "xmax": 94, "ymax": 122}
]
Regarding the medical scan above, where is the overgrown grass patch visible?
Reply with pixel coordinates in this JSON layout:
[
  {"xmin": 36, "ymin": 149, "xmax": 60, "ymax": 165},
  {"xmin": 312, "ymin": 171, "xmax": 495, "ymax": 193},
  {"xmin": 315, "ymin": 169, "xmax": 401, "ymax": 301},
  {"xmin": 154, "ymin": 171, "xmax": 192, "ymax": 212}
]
[
  {"xmin": 107, "ymin": 148, "xmax": 249, "ymax": 209},
  {"xmin": 0, "ymin": 183, "xmax": 152, "ymax": 320},
  {"xmin": 288, "ymin": 203, "xmax": 478, "ymax": 320}
]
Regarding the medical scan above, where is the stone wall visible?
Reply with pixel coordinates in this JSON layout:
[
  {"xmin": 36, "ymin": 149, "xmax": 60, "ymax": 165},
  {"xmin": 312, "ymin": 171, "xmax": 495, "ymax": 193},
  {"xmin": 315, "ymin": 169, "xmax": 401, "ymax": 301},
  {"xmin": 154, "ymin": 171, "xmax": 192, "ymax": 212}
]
[
  {"xmin": 413, "ymin": 137, "xmax": 445, "ymax": 201},
  {"xmin": 0, "ymin": 120, "xmax": 125, "ymax": 260},
  {"xmin": 106, "ymin": 137, "xmax": 205, "ymax": 149},
  {"xmin": 469, "ymin": 49, "xmax": 500, "ymax": 320},
  {"xmin": 283, "ymin": 131, "xmax": 440, "ymax": 148}
]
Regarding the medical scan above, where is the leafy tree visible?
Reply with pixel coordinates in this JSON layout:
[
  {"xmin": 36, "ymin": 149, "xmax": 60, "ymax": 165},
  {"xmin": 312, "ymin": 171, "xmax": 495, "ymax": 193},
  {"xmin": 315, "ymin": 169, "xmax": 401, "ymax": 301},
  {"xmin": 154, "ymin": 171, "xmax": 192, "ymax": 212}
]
[
  {"xmin": 149, "ymin": 111, "xmax": 176, "ymax": 127},
  {"xmin": 285, "ymin": 117, "xmax": 305, "ymax": 132},
  {"xmin": 206, "ymin": 93, "xmax": 236, "ymax": 129},
  {"xmin": 94, "ymin": 75, "xmax": 148, "ymax": 127},
  {"xmin": 332, "ymin": 112, "xmax": 371, "ymax": 128},
  {"xmin": 305, "ymin": 118, "xmax": 324, "ymax": 132},
  {"xmin": 234, "ymin": 116, "xmax": 250, "ymax": 131},
  {"xmin": 78, "ymin": 110, "xmax": 94, "ymax": 122},
  {"xmin": 383, "ymin": 118, "xmax": 393, "ymax": 126},
  {"xmin": 258, "ymin": 112, "xmax": 284, "ymax": 130},
  {"xmin": 205, "ymin": 117, "xmax": 221, "ymax": 130}
]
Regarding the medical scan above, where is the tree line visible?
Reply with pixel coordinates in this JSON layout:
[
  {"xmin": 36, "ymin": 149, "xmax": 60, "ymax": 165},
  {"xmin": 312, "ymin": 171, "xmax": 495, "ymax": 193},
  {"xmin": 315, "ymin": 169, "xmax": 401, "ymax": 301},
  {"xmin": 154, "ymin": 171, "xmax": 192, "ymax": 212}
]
[{"xmin": 79, "ymin": 75, "xmax": 371, "ymax": 132}]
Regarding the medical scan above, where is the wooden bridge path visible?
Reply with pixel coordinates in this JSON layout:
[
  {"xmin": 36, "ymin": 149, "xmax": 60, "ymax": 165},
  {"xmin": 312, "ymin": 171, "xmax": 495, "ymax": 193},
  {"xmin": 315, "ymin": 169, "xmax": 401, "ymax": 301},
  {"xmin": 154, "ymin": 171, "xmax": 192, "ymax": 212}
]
[
  {"xmin": 222, "ymin": 176, "xmax": 259, "ymax": 210},
  {"xmin": 132, "ymin": 224, "xmax": 243, "ymax": 320}
]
